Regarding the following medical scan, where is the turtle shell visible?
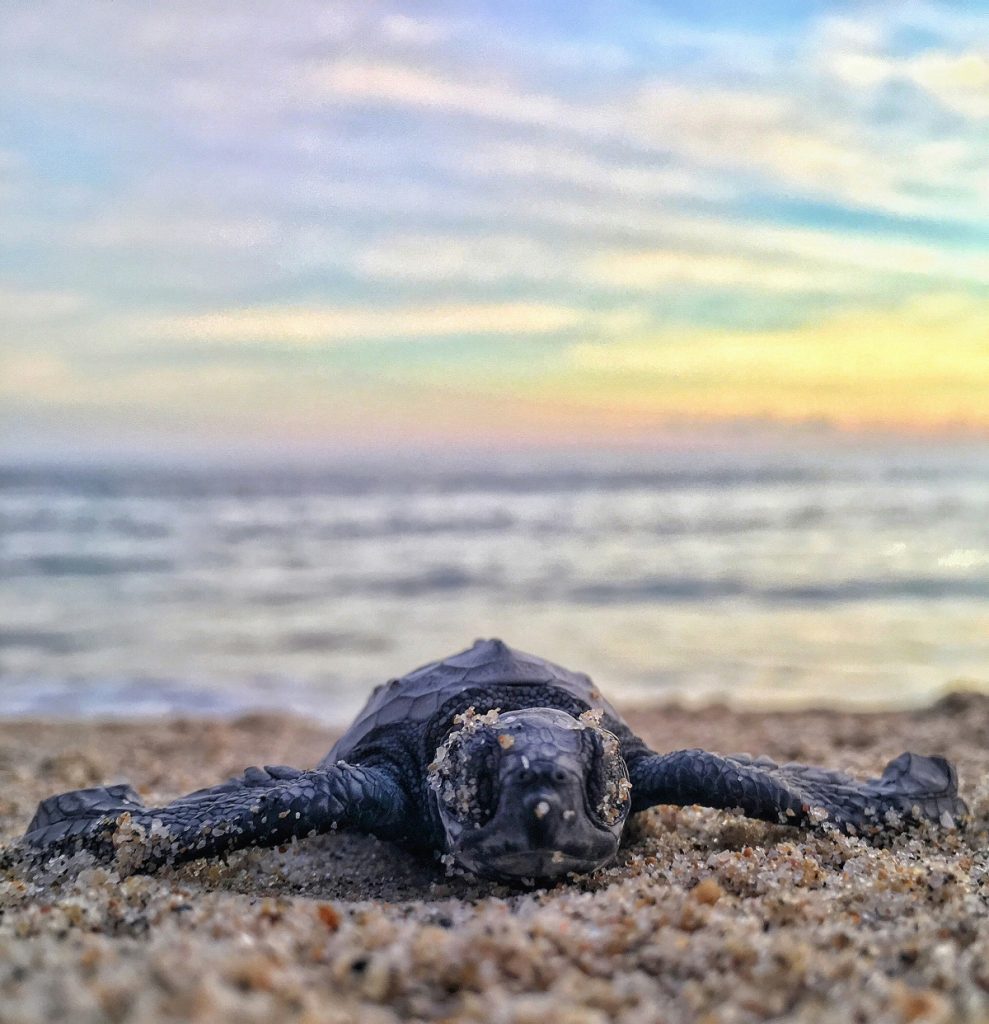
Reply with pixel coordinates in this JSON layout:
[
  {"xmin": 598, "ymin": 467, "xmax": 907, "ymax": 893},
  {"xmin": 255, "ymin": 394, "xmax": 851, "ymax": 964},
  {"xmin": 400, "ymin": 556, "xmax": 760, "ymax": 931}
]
[{"xmin": 323, "ymin": 638, "xmax": 625, "ymax": 764}]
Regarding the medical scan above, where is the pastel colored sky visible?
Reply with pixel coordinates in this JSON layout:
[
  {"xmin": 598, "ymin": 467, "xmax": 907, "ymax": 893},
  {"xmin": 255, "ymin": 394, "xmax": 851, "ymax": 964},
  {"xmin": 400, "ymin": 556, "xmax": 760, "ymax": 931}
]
[{"xmin": 2, "ymin": 2, "xmax": 988, "ymax": 458}]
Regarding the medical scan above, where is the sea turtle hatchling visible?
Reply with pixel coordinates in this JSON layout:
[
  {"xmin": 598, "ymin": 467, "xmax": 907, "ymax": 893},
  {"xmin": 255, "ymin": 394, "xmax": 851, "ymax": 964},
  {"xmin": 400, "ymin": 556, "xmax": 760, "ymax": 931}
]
[{"xmin": 19, "ymin": 639, "xmax": 966, "ymax": 881}]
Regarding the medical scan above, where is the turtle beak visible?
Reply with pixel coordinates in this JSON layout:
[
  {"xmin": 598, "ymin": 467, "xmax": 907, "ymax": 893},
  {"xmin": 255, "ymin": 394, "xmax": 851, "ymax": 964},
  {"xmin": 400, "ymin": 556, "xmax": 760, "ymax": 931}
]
[{"xmin": 453, "ymin": 760, "xmax": 619, "ymax": 880}]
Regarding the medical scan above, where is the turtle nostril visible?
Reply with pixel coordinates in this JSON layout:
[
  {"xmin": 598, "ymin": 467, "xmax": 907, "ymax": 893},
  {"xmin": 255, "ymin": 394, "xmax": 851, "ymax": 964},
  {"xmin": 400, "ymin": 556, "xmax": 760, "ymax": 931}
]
[{"xmin": 552, "ymin": 768, "xmax": 568, "ymax": 784}]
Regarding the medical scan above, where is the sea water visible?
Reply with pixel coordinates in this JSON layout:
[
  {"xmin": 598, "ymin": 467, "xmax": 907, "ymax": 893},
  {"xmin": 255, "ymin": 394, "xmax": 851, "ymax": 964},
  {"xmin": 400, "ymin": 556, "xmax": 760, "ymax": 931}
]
[{"xmin": 1, "ymin": 446, "xmax": 987, "ymax": 723}]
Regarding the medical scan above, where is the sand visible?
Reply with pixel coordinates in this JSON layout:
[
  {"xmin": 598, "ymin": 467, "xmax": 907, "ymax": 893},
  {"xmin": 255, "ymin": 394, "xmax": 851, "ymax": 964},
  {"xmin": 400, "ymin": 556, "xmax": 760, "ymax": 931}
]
[{"xmin": 3, "ymin": 695, "xmax": 989, "ymax": 1023}]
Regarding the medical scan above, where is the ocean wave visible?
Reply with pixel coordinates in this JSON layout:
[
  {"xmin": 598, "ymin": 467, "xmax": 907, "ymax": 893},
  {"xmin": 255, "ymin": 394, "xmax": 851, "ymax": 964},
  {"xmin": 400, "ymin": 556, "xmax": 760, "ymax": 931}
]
[
  {"xmin": 569, "ymin": 575, "xmax": 989, "ymax": 604},
  {"xmin": 0, "ymin": 463, "xmax": 833, "ymax": 499},
  {"xmin": 0, "ymin": 629, "xmax": 90, "ymax": 654},
  {"xmin": 342, "ymin": 566, "xmax": 479, "ymax": 597},
  {"xmin": 2, "ymin": 554, "xmax": 174, "ymax": 577}
]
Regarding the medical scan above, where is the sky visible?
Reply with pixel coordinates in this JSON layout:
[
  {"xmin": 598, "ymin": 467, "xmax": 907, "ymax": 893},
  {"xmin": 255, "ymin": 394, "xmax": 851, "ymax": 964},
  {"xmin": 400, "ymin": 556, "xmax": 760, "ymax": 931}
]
[{"xmin": 1, "ymin": 1, "xmax": 988, "ymax": 460}]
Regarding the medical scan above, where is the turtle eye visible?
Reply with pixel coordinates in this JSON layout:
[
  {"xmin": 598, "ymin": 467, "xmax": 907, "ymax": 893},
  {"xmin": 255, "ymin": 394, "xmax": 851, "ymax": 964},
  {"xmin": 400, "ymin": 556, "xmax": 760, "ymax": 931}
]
[
  {"xmin": 584, "ymin": 730, "xmax": 632, "ymax": 827},
  {"xmin": 428, "ymin": 729, "xmax": 500, "ymax": 828}
]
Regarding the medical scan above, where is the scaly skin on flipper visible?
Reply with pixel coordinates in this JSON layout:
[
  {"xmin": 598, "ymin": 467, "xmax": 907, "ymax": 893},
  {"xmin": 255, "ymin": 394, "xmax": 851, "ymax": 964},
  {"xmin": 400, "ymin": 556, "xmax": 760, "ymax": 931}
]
[
  {"xmin": 20, "ymin": 763, "xmax": 409, "ymax": 873},
  {"xmin": 628, "ymin": 749, "xmax": 966, "ymax": 831},
  {"xmin": 16, "ymin": 639, "xmax": 968, "ymax": 880}
]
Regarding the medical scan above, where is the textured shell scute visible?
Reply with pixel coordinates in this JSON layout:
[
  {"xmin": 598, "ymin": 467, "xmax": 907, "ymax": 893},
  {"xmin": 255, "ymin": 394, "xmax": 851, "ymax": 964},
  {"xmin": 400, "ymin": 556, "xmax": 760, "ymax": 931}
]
[{"xmin": 324, "ymin": 639, "xmax": 626, "ymax": 765}]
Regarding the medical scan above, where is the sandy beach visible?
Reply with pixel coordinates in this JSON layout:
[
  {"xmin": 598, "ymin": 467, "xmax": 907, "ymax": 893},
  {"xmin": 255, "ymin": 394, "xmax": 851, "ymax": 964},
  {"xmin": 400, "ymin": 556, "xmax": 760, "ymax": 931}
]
[{"xmin": 3, "ymin": 695, "xmax": 989, "ymax": 1024}]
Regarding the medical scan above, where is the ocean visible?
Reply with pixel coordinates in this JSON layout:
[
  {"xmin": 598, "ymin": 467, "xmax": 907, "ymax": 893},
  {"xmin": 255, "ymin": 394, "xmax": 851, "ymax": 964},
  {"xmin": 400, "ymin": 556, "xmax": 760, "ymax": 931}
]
[{"xmin": 1, "ymin": 446, "xmax": 987, "ymax": 723}]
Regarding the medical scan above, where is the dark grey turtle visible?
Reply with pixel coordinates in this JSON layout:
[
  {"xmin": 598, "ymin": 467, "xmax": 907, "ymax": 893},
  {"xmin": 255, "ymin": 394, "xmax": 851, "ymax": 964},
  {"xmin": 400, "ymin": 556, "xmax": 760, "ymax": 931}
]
[{"xmin": 19, "ymin": 639, "xmax": 966, "ymax": 882}]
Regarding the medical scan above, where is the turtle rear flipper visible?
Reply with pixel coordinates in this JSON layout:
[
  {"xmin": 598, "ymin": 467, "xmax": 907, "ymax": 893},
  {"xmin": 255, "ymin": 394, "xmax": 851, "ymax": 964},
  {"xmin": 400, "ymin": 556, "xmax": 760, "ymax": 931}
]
[
  {"xmin": 628, "ymin": 748, "xmax": 967, "ymax": 833},
  {"xmin": 24, "ymin": 783, "xmax": 147, "ymax": 847}
]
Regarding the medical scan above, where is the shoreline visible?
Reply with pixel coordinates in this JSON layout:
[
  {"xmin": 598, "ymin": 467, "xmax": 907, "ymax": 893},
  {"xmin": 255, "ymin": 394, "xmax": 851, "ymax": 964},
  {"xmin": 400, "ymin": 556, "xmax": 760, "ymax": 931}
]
[
  {"xmin": 3, "ymin": 675, "xmax": 984, "ymax": 729},
  {"xmin": 3, "ymin": 696, "xmax": 989, "ymax": 1022}
]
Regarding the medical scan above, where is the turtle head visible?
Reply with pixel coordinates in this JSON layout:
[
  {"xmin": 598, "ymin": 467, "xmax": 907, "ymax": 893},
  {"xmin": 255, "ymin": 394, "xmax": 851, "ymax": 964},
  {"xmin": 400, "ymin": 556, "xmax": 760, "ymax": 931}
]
[{"xmin": 427, "ymin": 707, "xmax": 631, "ymax": 881}]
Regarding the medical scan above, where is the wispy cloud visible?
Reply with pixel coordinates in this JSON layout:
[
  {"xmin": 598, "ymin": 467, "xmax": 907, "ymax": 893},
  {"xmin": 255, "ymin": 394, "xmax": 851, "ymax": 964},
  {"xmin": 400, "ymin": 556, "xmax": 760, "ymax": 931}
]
[
  {"xmin": 0, "ymin": 352, "xmax": 74, "ymax": 394},
  {"xmin": 0, "ymin": 285, "xmax": 92, "ymax": 321},
  {"xmin": 821, "ymin": 16, "xmax": 989, "ymax": 121},
  {"xmin": 353, "ymin": 234, "xmax": 567, "ymax": 286},
  {"xmin": 145, "ymin": 302, "xmax": 642, "ymax": 345},
  {"xmin": 312, "ymin": 61, "xmax": 578, "ymax": 130},
  {"xmin": 66, "ymin": 214, "xmax": 275, "ymax": 251}
]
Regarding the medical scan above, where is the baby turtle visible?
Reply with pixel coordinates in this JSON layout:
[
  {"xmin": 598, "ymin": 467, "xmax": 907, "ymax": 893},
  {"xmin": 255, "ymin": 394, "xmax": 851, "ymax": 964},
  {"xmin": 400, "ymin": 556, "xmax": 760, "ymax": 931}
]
[{"xmin": 20, "ymin": 639, "xmax": 965, "ymax": 881}]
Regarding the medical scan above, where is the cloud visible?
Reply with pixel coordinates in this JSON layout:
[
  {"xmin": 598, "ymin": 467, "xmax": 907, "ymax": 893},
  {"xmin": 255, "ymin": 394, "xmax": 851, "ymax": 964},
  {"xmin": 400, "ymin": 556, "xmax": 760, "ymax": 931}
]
[
  {"xmin": 310, "ymin": 60, "xmax": 579, "ymax": 130},
  {"xmin": 832, "ymin": 48, "xmax": 989, "ymax": 119},
  {"xmin": 355, "ymin": 216, "xmax": 989, "ymax": 298},
  {"xmin": 819, "ymin": 11, "xmax": 989, "ymax": 120},
  {"xmin": 144, "ymin": 302, "xmax": 642, "ymax": 345},
  {"xmin": 458, "ymin": 139, "xmax": 736, "ymax": 203},
  {"xmin": 312, "ymin": 57, "xmax": 890, "ymax": 221},
  {"xmin": 0, "ymin": 355, "xmax": 282, "ymax": 437},
  {"xmin": 355, "ymin": 229, "xmax": 849, "ymax": 295},
  {"xmin": 303, "ymin": 39, "xmax": 987, "ymax": 225},
  {"xmin": 0, "ymin": 286, "xmax": 93, "ymax": 321},
  {"xmin": 583, "ymin": 248, "xmax": 862, "ymax": 293},
  {"xmin": 648, "ymin": 217, "xmax": 989, "ymax": 288},
  {"xmin": 353, "ymin": 231, "xmax": 867, "ymax": 296},
  {"xmin": 622, "ymin": 79, "xmax": 978, "ymax": 221},
  {"xmin": 66, "ymin": 214, "xmax": 275, "ymax": 251},
  {"xmin": 379, "ymin": 13, "xmax": 453, "ymax": 47},
  {"xmin": 0, "ymin": 352, "xmax": 75, "ymax": 395},
  {"xmin": 354, "ymin": 234, "xmax": 565, "ymax": 285}
]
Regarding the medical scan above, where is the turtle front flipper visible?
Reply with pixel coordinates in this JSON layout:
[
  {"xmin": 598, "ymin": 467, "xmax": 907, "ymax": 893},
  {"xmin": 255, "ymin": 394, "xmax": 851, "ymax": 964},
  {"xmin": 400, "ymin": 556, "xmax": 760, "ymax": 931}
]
[
  {"xmin": 628, "ymin": 749, "xmax": 966, "ymax": 833},
  {"xmin": 19, "ymin": 763, "xmax": 409, "ymax": 874},
  {"xmin": 25, "ymin": 783, "xmax": 148, "ymax": 842}
]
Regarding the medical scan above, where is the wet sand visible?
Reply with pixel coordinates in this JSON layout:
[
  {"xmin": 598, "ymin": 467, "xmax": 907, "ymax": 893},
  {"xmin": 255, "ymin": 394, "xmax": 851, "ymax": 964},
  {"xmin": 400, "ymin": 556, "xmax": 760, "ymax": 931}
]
[{"xmin": 3, "ymin": 695, "xmax": 989, "ymax": 1023}]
